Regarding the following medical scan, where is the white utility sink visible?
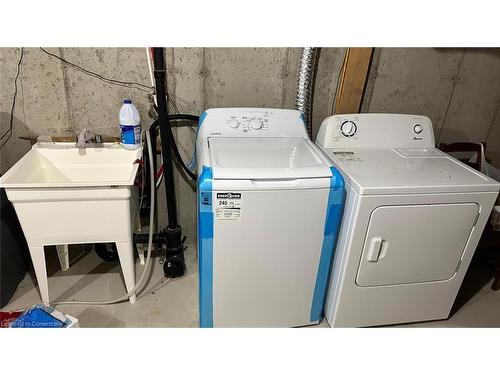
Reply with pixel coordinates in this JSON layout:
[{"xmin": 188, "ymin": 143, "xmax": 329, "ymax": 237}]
[
  {"xmin": 1, "ymin": 143, "xmax": 140, "ymax": 188},
  {"xmin": 0, "ymin": 143, "xmax": 143, "ymax": 305}
]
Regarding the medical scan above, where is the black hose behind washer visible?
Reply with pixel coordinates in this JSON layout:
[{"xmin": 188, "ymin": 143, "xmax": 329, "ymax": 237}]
[{"xmin": 151, "ymin": 114, "xmax": 198, "ymax": 182}]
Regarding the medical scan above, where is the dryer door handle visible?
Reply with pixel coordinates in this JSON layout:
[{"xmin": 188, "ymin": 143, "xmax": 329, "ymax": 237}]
[{"xmin": 367, "ymin": 236, "xmax": 383, "ymax": 262}]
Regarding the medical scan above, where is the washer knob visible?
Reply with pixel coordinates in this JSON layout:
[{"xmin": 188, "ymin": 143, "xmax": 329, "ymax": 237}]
[
  {"xmin": 249, "ymin": 119, "xmax": 263, "ymax": 130},
  {"xmin": 340, "ymin": 121, "xmax": 357, "ymax": 137},
  {"xmin": 228, "ymin": 119, "xmax": 239, "ymax": 129},
  {"xmin": 413, "ymin": 124, "xmax": 423, "ymax": 134}
]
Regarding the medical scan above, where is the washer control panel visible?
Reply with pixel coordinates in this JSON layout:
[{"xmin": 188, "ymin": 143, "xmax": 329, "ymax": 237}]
[
  {"xmin": 198, "ymin": 108, "xmax": 308, "ymax": 138},
  {"xmin": 316, "ymin": 114, "xmax": 435, "ymax": 149},
  {"xmin": 225, "ymin": 114, "xmax": 268, "ymax": 132}
]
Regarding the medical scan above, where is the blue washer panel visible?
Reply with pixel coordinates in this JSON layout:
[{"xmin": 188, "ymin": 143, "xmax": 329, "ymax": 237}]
[{"xmin": 310, "ymin": 166, "xmax": 345, "ymax": 322}]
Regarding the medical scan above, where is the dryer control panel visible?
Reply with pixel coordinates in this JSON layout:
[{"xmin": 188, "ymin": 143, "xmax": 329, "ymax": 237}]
[{"xmin": 316, "ymin": 114, "xmax": 435, "ymax": 149}]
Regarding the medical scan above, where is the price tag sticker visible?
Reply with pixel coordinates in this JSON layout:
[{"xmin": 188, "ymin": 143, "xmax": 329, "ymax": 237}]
[{"xmin": 215, "ymin": 192, "xmax": 242, "ymax": 220}]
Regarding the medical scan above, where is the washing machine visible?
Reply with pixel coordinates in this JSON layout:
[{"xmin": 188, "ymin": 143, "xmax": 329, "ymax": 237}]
[
  {"xmin": 315, "ymin": 113, "xmax": 499, "ymax": 327},
  {"xmin": 196, "ymin": 108, "xmax": 345, "ymax": 327}
]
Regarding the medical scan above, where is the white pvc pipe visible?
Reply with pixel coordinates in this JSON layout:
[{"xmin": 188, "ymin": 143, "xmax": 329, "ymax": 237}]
[{"xmin": 146, "ymin": 47, "xmax": 157, "ymax": 106}]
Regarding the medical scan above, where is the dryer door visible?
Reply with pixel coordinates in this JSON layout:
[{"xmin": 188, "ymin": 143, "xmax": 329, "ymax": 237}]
[{"xmin": 356, "ymin": 203, "xmax": 479, "ymax": 287}]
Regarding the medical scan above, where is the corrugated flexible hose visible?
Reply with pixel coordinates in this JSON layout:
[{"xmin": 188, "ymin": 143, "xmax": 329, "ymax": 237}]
[{"xmin": 296, "ymin": 47, "xmax": 319, "ymax": 139}]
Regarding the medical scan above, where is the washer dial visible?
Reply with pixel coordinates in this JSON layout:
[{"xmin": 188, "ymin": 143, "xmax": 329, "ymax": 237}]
[
  {"xmin": 249, "ymin": 119, "xmax": 263, "ymax": 130},
  {"xmin": 340, "ymin": 121, "xmax": 357, "ymax": 137},
  {"xmin": 228, "ymin": 119, "xmax": 239, "ymax": 129}
]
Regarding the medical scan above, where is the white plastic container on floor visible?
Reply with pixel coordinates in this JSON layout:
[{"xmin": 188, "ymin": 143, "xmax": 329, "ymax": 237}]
[{"xmin": 119, "ymin": 99, "xmax": 141, "ymax": 150}]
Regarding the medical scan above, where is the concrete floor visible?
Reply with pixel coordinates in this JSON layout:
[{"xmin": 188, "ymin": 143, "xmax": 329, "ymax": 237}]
[{"xmin": 3, "ymin": 243, "xmax": 499, "ymax": 328}]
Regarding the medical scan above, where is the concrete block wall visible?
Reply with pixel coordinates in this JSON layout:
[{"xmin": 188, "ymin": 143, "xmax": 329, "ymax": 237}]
[
  {"xmin": 362, "ymin": 48, "xmax": 500, "ymax": 166},
  {"xmin": 0, "ymin": 47, "xmax": 345, "ymax": 242},
  {"xmin": 1, "ymin": 47, "xmax": 499, "ymax": 242},
  {"xmin": 0, "ymin": 48, "xmax": 152, "ymax": 173}
]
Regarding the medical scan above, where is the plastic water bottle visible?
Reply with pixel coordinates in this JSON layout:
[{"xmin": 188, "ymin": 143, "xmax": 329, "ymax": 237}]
[{"xmin": 119, "ymin": 99, "xmax": 141, "ymax": 150}]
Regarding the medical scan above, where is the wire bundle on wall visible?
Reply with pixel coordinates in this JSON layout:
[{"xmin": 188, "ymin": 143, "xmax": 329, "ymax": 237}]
[
  {"xmin": 3, "ymin": 48, "xmax": 198, "ymax": 185},
  {"xmin": 0, "ymin": 48, "xmax": 24, "ymax": 150},
  {"xmin": 40, "ymin": 48, "xmax": 152, "ymax": 92},
  {"xmin": 39, "ymin": 47, "xmax": 181, "ymax": 116}
]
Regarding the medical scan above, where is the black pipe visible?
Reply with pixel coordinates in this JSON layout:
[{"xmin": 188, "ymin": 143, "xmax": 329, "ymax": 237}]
[
  {"xmin": 153, "ymin": 48, "xmax": 178, "ymax": 229},
  {"xmin": 152, "ymin": 48, "xmax": 186, "ymax": 278}
]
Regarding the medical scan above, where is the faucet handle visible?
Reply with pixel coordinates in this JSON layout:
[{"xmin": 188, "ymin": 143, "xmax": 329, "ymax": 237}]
[
  {"xmin": 76, "ymin": 128, "xmax": 104, "ymax": 148},
  {"xmin": 78, "ymin": 128, "xmax": 92, "ymax": 141},
  {"xmin": 77, "ymin": 128, "xmax": 93, "ymax": 148}
]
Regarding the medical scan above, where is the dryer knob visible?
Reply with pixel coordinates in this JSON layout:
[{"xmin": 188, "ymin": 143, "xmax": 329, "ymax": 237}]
[{"xmin": 340, "ymin": 121, "xmax": 357, "ymax": 137}]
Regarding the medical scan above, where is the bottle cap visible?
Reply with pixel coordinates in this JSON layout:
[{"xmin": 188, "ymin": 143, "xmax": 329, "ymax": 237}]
[{"xmin": 124, "ymin": 99, "xmax": 132, "ymax": 104}]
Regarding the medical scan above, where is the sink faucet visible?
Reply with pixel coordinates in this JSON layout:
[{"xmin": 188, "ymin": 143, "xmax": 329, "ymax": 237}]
[{"xmin": 76, "ymin": 128, "xmax": 102, "ymax": 148}]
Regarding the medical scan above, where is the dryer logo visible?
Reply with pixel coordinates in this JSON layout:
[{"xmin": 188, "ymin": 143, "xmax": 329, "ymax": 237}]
[{"xmin": 216, "ymin": 192, "xmax": 241, "ymax": 199}]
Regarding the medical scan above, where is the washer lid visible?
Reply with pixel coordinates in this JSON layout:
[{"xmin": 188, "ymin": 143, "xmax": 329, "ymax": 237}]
[
  {"xmin": 323, "ymin": 148, "xmax": 499, "ymax": 194},
  {"xmin": 208, "ymin": 137, "xmax": 332, "ymax": 180}
]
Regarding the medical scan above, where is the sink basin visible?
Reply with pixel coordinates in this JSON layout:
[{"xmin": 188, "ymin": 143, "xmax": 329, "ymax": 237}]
[
  {"xmin": 0, "ymin": 143, "xmax": 143, "ymax": 305},
  {"xmin": 0, "ymin": 143, "xmax": 141, "ymax": 188}
]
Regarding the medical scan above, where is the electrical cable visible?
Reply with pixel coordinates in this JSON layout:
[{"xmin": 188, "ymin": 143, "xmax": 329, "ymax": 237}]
[
  {"xmin": 0, "ymin": 48, "xmax": 24, "ymax": 149},
  {"xmin": 155, "ymin": 163, "xmax": 164, "ymax": 189},
  {"xmin": 170, "ymin": 98, "xmax": 180, "ymax": 114},
  {"xmin": 40, "ymin": 47, "xmax": 182, "ymax": 119},
  {"xmin": 40, "ymin": 47, "xmax": 151, "ymax": 92},
  {"xmin": 156, "ymin": 170, "xmax": 164, "ymax": 189},
  {"xmin": 168, "ymin": 116, "xmax": 197, "ymax": 133},
  {"xmin": 155, "ymin": 164, "xmax": 164, "ymax": 181},
  {"xmin": 146, "ymin": 48, "xmax": 156, "ymax": 97},
  {"xmin": 55, "ymin": 130, "xmax": 156, "ymax": 306},
  {"xmin": 146, "ymin": 47, "xmax": 181, "ymax": 119},
  {"xmin": 40, "ymin": 48, "xmax": 178, "ymax": 121}
]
